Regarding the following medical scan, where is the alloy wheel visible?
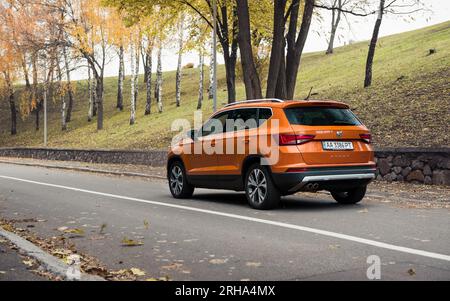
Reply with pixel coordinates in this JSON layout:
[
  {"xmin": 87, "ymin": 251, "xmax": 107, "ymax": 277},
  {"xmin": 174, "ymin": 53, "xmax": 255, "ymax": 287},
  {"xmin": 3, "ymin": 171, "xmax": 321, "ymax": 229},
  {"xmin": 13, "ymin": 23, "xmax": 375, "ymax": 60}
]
[
  {"xmin": 247, "ymin": 168, "xmax": 267, "ymax": 204},
  {"xmin": 170, "ymin": 165, "xmax": 184, "ymax": 196}
]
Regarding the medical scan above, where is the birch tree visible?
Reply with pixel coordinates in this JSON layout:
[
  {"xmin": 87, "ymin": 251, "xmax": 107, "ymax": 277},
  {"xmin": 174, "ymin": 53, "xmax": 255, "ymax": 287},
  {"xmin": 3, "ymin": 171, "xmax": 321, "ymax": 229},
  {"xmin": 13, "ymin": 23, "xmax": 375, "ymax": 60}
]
[
  {"xmin": 56, "ymin": 53, "xmax": 67, "ymax": 131},
  {"xmin": 197, "ymin": 50, "xmax": 204, "ymax": 110},
  {"xmin": 156, "ymin": 43, "xmax": 163, "ymax": 113},
  {"xmin": 117, "ymin": 45, "xmax": 125, "ymax": 111},
  {"xmin": 208, "ymin": 31, "xmax": 214, "ymax": 101},
  {"xmin": 175, "ymin": 14, "xmax": 185, "ymax": 107},
  {"xmin": 129, "ymin": 30, "xmax": 141, "ymax": 125},
  {"xmin": 143, "ymin": 37, "xmax": 153, "ymax": 115},
  {"xmin": 62, "ymin": 45, "xmax": 75, "ymax": 122},
  {"xmin": 87, "ymin": 63, "xmax": 95, "ymax": 122}
]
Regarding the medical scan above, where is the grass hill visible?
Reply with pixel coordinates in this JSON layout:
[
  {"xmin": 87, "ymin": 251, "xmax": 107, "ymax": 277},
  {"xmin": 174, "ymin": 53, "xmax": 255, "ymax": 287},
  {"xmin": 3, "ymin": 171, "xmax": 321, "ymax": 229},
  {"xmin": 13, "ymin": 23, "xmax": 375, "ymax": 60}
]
[{"xmin": 1, "ymin": 21, "xmax": 449, "ymax": 150}]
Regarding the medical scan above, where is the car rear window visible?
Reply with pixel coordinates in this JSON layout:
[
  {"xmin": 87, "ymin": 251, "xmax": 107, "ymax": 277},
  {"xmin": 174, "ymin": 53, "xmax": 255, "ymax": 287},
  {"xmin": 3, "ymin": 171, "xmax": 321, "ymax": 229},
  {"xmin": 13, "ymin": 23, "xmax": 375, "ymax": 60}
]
[{"xmin": 284, "ymin": 107, "xmax": 361, "ymax": 126}]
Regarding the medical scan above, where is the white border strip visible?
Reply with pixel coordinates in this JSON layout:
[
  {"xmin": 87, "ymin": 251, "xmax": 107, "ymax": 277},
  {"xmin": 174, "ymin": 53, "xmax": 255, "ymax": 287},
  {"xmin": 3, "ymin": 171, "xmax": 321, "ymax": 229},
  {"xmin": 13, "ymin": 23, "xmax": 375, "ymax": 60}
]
[{"xmin": 1, "ymin": 174, "xmax": 449, "ymax": 262}]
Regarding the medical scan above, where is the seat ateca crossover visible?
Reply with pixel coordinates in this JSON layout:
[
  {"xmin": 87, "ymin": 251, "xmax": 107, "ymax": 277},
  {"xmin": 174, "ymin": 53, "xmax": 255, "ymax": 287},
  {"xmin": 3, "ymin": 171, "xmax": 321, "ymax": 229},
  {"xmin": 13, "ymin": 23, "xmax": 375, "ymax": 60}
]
[{"xmin": 167, "ymin": 99, "xmax": 376, "ymax": 210}]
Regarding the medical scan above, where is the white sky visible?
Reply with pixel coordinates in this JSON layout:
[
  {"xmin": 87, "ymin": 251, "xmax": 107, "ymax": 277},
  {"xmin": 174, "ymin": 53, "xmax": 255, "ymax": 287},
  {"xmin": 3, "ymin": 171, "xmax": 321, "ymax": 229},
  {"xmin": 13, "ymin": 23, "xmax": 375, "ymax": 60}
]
[{"xmin": 71, "ymin": 0, "xmax": 450, "ymax": 81}]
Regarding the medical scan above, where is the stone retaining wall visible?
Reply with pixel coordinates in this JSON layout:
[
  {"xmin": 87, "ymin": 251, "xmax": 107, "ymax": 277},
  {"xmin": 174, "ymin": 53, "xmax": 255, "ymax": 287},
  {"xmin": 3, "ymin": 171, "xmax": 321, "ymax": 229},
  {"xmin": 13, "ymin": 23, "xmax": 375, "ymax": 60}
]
[
  {"xmin": 0, "ymin": 147, "xmax": 449, "ymax": 186},
  {"xmin": 0, "ymin": 148, "xmax": 167, "ymax": 167},
  {"xmin": 375, "ymin": 148, "xmax": 450, "ymax": 186}
]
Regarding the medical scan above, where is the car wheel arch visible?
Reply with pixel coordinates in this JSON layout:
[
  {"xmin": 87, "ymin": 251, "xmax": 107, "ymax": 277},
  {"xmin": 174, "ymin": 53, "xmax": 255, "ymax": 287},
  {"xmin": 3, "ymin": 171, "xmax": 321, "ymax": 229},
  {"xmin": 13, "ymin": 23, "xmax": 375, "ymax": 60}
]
[{"xmin": 241, "ymin": 155, "xmax": 268, "ymax": 180}]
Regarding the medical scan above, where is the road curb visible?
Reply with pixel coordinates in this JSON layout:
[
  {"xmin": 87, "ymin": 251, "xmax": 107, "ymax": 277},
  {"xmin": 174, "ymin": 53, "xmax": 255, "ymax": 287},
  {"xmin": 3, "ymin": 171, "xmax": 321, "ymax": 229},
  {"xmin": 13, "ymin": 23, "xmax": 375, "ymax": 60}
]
[
  {"xmin": 0, "ymin": 159, "xmax": 167, "ymax": 180},
  {"xmin": 0, "ymin": 228, "xmax": 105, "ymax": 281}
]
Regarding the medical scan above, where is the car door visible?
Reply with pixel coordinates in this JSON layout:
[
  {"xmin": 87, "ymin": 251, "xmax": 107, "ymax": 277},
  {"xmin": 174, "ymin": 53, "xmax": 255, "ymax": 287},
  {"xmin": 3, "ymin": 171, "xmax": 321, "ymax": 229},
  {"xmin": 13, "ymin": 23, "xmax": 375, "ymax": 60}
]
[
  {"xmin": 184, "ymin": 111, "xmax": 230, "ymax": 176},
  {"xmin": 216, "ymin": 108, "xmax": 259, "ymax": 176}
]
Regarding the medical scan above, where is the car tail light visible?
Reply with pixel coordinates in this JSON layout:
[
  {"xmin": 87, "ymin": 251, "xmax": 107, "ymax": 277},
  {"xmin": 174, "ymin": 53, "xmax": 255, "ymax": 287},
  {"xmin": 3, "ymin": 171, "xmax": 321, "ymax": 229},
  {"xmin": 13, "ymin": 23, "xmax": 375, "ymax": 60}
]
[
  {"xmin": 279, "ymin": 134, "xmax": 315, "ymax": 146},
  {"xmin": 360, "ymin": 133, "xmax": 372, "ymax": 144}
]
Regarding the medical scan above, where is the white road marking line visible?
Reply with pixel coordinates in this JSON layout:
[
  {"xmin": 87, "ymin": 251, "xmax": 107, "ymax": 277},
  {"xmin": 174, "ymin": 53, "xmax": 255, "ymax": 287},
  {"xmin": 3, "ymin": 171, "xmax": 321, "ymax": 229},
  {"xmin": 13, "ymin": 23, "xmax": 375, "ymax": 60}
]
[{"xmin": 1, "ymin": 174, "xmax": 449, "ymax": 263}]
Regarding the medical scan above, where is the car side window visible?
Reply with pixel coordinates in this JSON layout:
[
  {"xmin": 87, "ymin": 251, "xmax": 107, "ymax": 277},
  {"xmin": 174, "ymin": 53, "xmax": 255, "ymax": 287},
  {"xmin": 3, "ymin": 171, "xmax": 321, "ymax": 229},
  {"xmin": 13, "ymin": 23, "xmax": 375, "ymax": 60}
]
[
  {"xmin": 200, "ymin": 111, "xmax": 230, "ymax": 137},
  {"xmin": 258, "ymin": 108, "xmax": 273, "ymax": 126},
  {"xmin": 227, "ymin": 109, "xmax": 258, "ymax": 132}
]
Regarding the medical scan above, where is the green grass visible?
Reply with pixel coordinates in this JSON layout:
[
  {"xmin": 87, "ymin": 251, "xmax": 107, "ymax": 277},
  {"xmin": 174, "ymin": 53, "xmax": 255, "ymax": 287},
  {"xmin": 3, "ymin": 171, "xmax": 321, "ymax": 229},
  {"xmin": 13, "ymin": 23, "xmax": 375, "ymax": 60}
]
[{"xmin": 1, "ymin": 21, "xmax": 449, "ymax": 149}]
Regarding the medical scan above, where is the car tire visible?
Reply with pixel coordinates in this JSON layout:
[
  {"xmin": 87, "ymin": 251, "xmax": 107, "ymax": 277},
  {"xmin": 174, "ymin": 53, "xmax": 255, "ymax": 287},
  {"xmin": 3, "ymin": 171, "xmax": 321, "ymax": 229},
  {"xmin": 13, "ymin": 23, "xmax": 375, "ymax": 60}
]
[
  {"xmin": 168, "ymin": 161, "xmax": 195, "ymax": 199},
  {"xmin": 245, "ymin": 163, "xmax": 281, "ymax": 210},
  {"xmin": 331, "ymin": 186, "xmax": 367, "ymax": 205}
]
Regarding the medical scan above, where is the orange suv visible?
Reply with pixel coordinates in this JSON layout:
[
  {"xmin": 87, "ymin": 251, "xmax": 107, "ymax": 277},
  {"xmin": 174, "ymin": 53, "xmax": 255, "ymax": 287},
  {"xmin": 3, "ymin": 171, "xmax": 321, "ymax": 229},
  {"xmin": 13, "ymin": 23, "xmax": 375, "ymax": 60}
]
[{"xmin": 167, "ymin": 99, "xmax": 376, "ymax": 210}]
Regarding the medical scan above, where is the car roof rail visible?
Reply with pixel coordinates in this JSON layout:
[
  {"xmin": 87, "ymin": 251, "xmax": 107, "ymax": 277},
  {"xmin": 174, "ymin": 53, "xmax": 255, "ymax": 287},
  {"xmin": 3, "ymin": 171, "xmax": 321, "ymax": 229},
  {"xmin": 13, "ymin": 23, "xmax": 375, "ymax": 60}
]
[{"xmin": 224, "ymin": 98, "xmax": 284, "ymax": 108}]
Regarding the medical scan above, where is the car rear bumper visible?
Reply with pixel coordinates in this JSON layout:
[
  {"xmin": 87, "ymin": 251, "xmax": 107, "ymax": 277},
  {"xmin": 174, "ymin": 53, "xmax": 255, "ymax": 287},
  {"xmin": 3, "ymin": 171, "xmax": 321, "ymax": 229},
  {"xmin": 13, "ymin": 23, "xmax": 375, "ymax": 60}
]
[{"xmin": 272, "ymin": 166, "xmax": 376, "ymax": 194}]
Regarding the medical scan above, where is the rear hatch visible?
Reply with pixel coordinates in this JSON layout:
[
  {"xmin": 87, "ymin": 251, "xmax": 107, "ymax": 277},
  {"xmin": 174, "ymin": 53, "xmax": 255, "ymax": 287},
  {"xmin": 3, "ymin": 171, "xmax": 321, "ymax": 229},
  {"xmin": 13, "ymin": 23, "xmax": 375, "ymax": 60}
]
[{"xmin": 284, "ymin": 105, "xmax": 372, "ymax": 165}]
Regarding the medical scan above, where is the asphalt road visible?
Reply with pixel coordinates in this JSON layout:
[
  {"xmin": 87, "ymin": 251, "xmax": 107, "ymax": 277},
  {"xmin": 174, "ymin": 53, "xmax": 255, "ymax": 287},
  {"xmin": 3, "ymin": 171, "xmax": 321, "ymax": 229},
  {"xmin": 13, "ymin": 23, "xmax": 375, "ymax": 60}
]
[{"xmin": 0, "ymin": 163, "xmax": 449, "ymax": 281}]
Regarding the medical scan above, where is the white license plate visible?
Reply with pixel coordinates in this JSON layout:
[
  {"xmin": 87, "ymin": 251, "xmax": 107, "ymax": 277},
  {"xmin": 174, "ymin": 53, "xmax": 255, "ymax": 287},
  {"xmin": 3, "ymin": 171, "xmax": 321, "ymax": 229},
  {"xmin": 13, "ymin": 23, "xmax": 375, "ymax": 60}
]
[{"xmin": 322, "ymin": 141, "xmax": 354, "ymax": 151}]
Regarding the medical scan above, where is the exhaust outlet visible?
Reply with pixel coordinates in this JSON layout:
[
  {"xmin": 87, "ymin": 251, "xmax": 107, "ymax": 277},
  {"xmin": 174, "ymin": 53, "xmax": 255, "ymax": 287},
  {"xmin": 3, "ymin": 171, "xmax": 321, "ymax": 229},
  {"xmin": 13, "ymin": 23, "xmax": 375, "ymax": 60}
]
[
  {"xmin": 304, "ymin": 183, "xmax": 320, "ymax": 191},
  {"xmin": 306, "ymin": 183, "xmax": 315, "ymax": 191}
]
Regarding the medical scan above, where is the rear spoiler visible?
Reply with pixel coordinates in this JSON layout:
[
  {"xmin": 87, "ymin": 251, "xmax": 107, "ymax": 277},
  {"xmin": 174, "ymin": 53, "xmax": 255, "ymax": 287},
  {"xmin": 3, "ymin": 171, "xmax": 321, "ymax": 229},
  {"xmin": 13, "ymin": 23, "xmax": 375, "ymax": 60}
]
[{"xmin": 284, "ymin": 101, "xmax": 350, "ymax": 109}]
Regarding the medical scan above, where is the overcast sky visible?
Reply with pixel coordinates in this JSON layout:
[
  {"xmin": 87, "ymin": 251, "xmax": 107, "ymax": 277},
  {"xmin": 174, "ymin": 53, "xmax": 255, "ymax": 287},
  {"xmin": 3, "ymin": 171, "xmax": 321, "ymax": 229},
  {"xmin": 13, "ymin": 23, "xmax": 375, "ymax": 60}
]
[{"xmin": 71, "ymin": 0, "xmax": 450, "ymax": 81}]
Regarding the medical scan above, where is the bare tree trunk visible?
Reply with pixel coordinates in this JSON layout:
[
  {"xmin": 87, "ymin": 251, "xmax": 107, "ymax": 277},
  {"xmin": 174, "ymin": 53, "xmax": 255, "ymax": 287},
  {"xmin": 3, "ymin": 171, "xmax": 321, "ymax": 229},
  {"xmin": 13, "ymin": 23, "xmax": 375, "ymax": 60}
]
[
  {"xmin": 365, "ymin": 0, "xmax": 385, "ymax": 88},
  {"xmin": 32, "ymin": 52, "xmax": 40, "ymax": 131},
  {"xmin": 275, "ymin": 39, "xmax": 287, "ymax": 100},
  {"xmin": 130, "ymin": 42, "xmax": 136, "ymax": 125},
  {"xmin": 57, "ymin": 55, "xmax": 67, "ymax": 131},
  {"xmin": 5, "ymin": 72, "xmax": 17, "ymax": 135},
  {"xmin": 63, "ymin": 46, "xmax": 74, "ymax": 123},
  {"xmin": 326, "ymin": 0, "xmax": 342, "ymax": 55},
  {"xmin": 197, "ymin": 51, "xmax": 204, "ymax": 110},
  {"xmin": 266, "ymin": 0, "xmax": 287, "ymax": 98},
  {"xmin": 21, "ymin": 53, "xmax": 32, "ymax": 111},
  {"xmin": 156, "ymin": 45, "xmax": 163, "ymax": 113},
  {"xmin": 144, "ymin": 45, "xmax": 153, "ymax": 115},
  {"xmin": 284, "ymin": 0, "xmax": 315, "ymax": 100},
  {"xmin": 96, "ymin": 76, "xmax": 104, "ymax": 130},
  {"xmin": 87, "ymin": 63, "xmax": 94, "ymax": 122},
  {"xmin": 117, "ymin": 45, "xmax": 124, "ymax": 111},
  {"xmin": 134, "ymin": 40, "xmax": 140, "ymax": 110},
  {"xmin": 92, "ymin": 72, "xmax": 98, "ymax": 118},
  {"xmin": 236, "ymin": 0, "xmax": 262, "ymax": 100},
  {"xmin": 208, "ymin": 31, "xmax": 214, "ymax": 101},
  {"xmin": 176, "ymin": 15, "xmax": 185, "ymax": 107}
]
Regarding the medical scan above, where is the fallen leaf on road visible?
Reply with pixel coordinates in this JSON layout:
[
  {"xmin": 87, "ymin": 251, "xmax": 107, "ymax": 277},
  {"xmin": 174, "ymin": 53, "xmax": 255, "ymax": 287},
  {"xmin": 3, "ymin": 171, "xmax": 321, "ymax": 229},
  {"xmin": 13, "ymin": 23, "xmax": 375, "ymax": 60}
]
[
  {"xmin": 84, "ymin": 266, "xmax": 108, "ymax": 277},
  {"xmin": 161, "ymin": 263, "xmax": 183, "ymax": 271},
  {"xmin": 0, "ymin": 239, "xmax": 7, "ymax": 243},
  {"xmin": 99, "ymin": 223, "xmax": 107, "ymax": 234},
  {"xmin": 1, "ymin": 224, "xmax": 14, "ymax": 232},
  {"xmin": 0, "ymin": 271, "xmax": 6, "ymax": 274},
  {"xmin": 209, "ymin": 258, "xmax": 228, "ymax": 265},
  {"xmin": 121, "ymin": 237, "xmax": 144, "ymax": 247},
  {"xmin": 64, "ymin": 228, "xmax": 85, "ymax": 236},
  {"xmin": 57, "ymin": 226, "xmax": 69, "ymax": 232},
  {"xmin": 143, "ymin": 220, "xmax": 150, "ymax": 230},
  {"xmin": 245, "ymin": 262, "xmax": 261, "ymax": 268},
  {"xmin": 408, "ymin": 268, "xmax": 416, "ymax": 276},
  {"xmin": 358, "ymin": 209, "xmax": 369, "ymax": 213},
  {"xmin": 22, "ymin": 259, "xmax": 35, "ymax": 267},
  {"xmin": 130, "ymin": 268, "xmax": 146, "ymax": 276},
  {"xmin": 52, "ymin": 249, "xmax": 73, "ymax": 257}
]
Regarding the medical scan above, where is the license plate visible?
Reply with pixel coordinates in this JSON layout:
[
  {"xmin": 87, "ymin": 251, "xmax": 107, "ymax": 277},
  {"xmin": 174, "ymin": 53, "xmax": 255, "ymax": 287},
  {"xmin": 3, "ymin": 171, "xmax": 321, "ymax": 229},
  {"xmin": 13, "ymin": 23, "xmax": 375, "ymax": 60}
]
[{"xmin": 322, "ymin": 141, "xmax": 354, "ymax": 151}]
